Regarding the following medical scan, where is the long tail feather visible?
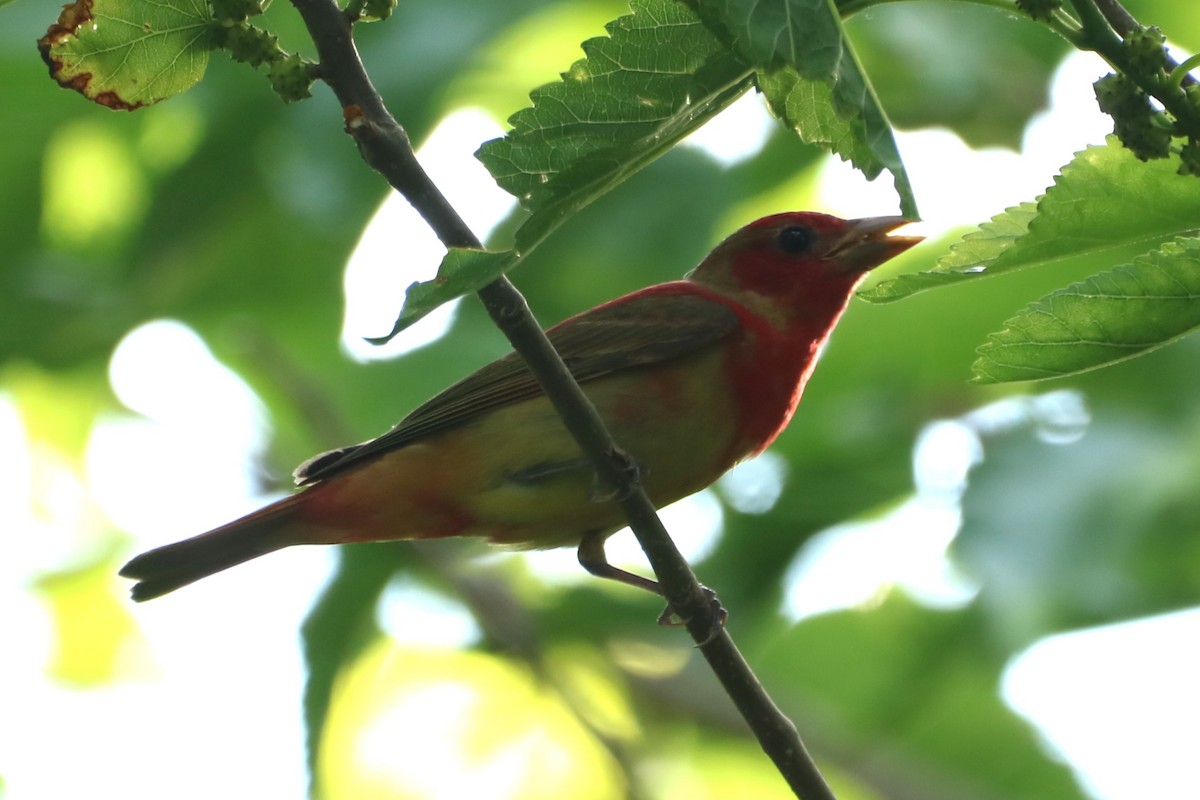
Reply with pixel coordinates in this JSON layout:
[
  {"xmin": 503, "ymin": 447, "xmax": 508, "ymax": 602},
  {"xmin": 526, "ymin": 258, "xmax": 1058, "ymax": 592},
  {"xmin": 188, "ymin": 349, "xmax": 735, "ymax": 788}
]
[{"xmin": 119, "ymin": 494, "xmax": 313, "ymax": 601}]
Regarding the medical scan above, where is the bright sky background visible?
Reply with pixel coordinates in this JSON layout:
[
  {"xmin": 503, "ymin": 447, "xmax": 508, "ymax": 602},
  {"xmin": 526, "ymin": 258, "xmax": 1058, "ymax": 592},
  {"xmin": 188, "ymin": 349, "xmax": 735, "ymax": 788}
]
[{"xmin": 2, "ymin": 48, "xmax": 1197, "ymax": 800}]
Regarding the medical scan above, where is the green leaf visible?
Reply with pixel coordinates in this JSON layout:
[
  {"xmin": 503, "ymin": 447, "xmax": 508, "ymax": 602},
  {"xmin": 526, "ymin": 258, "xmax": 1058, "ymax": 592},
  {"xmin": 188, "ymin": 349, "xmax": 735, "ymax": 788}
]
[
  {"xmin": 477, "ymin": 0, "xmax": 752, "ymax": 224},
  {"xmin": 956, "ymin": 404, "xmax": 1200, "ymax": 644},
  {"xmin": 758, "ymin": 597, "xmax": 1090, "ymax": 800},
  {"xmin": 301, "ymin": 545, "xmax": 401, "ymax": 783},
  {"xmin": 863, "ymin": 138, "xmax": 1200, "ymax": 302},
  {"xmin": 862, "ymin": 203, "xmax": 1040, "ymax": 301},
  {"xmin": 844, "ymin": 2, "xmax": 1068, "ymax": 150},
  {"xmin": 38, "ymin": 0, "xmax": 210, "ymax": 109},
  {"xmin": 695, "ymin": 0, "xmax": 917, "ymax": 217},
  {"xmin": 758, "ymin": 68, "xmax": 916, "ymax": 217},
  {"xmin": 972, "ymin": 237, "xmax": 1200, "ymax": 382},
  {"xmin": 478, "ymin": 0, "xmax": 750, "ymax": 214},
  {"xmin": 693, "ymin": 0, "xmax": 842, "ymax": 74},
  {"xmin": 383, "ymin": 0, "xmax": 922, "ymax": 339},
  {"xmin": 380, "ymin": 0, "xmax": 754, "ymax": 339},
  {"xmin": 368, "ymin": 249, "xmax": 518, "ymax": 343}
]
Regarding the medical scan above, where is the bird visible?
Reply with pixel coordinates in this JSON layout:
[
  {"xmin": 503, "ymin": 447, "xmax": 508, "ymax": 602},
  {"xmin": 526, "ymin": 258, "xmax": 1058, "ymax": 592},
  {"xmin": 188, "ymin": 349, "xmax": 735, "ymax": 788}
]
[{"xmin": 120, "ymin": 212, "xmax": 921, "ymax": 602}]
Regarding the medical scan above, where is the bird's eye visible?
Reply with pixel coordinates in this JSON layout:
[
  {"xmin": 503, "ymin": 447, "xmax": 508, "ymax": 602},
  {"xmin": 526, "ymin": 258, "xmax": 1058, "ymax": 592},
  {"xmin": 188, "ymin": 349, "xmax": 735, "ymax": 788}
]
[{"xmin": 776, "ymin": 225, "xmax": 816, "ymax": 255}]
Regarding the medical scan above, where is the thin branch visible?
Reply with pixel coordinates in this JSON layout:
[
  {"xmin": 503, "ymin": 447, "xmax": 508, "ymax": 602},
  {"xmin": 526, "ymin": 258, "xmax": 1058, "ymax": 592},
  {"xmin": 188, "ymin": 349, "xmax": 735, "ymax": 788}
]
[
  {"xmin": 1070, "ymin": 0, "xmax": 1197, "ymax": 89},
  {"xmin": 1103, "ymin": 0, "xmax": 1200, "ymax": 89},
  {"xmin": 1092, "ymin": 0, "xmax": 1137, "ymax": 37},
  {"xmin": 287, "ymin": 0, "xmax": 836, "ymax": 797}
]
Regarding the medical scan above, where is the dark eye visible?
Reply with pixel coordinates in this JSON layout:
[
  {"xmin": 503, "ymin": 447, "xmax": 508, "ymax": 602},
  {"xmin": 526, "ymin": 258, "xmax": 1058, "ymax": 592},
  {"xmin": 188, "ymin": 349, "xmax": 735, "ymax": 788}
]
[{"xmin": 776, "ymin": 225, "xmax": 815, "ymax": 255}]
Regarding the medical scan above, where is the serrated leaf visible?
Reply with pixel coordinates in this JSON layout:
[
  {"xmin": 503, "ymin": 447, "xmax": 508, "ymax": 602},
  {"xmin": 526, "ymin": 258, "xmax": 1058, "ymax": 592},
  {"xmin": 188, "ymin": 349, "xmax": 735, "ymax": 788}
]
[
  {"xmin": 758, "ymin": 67, "xmax": 916, "ymax": 217},
  {"xmin": 477, "ymin": 0, "xmax": 751, "ymax": 217},
  {"xmin": 860, "ymin": 202, "xmax": 1038, "ymax": 301},
  {"xmin": 693, "ymin": 0, "xmax": 842, "ymax": 74},
  {"xmin": 38, "ymin": 0, "xmax": 210, "ymax": 109},
  {"xmin": 382, "ymin": 0, "xmax": 753, "ymax": 340},
  {"xmin": 695, "ymin": 0, "xmax": 916, "ymax": 217},
  {"xmin": 864, "ymin": 139, "xmax": 1200, "ymax": 302},
  {"xmin": 973, "ymin": 237, "xmax": 1200, "ymax": 383}
]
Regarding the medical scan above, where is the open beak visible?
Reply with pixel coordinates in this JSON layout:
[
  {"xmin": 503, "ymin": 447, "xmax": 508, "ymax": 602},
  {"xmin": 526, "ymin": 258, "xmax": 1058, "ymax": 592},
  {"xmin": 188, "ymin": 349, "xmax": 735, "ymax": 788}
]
[{"xmin": 830, "ymin": 216, "xmax": 923, "ymax": 273}]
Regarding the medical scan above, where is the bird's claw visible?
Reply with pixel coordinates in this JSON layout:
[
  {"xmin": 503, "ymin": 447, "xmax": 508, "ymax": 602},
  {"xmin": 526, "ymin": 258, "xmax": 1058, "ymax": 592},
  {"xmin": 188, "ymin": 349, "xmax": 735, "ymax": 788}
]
[
  {"xmin": 656, "ymin": 585, "xmax": 728, "ymax": 646},
  {"xmin": 588, "ymin": 447, "xmax": 643, "ymax": 503}
]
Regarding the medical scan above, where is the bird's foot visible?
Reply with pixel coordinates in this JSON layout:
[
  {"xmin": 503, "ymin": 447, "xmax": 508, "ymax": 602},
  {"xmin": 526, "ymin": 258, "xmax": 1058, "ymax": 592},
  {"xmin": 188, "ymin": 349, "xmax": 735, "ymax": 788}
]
[
  {"xmin": 588, "ymin": 447, "xmax": 643, "ymax": 503},
  {"xmin": 657, "ymin": 584, "xmax": 728, "ymax": 646}
]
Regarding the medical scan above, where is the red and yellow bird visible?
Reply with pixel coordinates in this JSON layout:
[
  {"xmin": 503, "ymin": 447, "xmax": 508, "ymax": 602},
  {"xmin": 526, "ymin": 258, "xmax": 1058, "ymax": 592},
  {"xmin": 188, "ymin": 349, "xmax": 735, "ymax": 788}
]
[{"xmin": 121, "ymin": 212, "xmax": 920, "ymax": 601}]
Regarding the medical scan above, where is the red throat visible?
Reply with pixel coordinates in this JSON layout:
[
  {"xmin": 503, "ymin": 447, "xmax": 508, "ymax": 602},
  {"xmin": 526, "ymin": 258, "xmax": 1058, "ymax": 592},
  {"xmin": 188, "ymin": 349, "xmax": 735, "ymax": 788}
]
[
  {"xmin": 730, "ymin": 247, "xmax": 867, "ymax": 312},
  {"xmin": 719, "ymin": 289, "xmax": 858, "ymax": 459}
]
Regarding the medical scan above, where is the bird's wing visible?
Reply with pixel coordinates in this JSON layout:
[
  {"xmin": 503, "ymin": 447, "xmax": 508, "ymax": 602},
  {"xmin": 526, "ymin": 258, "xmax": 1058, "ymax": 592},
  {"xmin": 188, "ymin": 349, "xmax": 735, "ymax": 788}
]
[{"xmin": 294, "ymin": 286, "xmax": 742, "ymax": 485}]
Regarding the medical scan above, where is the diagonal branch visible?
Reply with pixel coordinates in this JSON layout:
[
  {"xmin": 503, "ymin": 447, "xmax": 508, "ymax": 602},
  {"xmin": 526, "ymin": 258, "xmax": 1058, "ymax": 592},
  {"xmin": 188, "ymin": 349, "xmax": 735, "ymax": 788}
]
[
  {"xmin": 1091, "ymin": 0, "xmax": 1137, "ymax": 37},
  {"xmin": 1073, "ymin": 0, "xmax": 1196, "ymax": 88},
  {"xmin": 288, "ymin": 0, "xmax": 835, "ymax": 797}
]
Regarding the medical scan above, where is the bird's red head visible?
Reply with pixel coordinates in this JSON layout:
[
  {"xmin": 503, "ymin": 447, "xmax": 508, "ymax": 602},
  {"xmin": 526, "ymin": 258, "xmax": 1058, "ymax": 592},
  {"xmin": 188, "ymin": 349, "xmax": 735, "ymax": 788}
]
[{"xmin": 687, "ymin": 212, "xmax": 921, "ymax": 314}]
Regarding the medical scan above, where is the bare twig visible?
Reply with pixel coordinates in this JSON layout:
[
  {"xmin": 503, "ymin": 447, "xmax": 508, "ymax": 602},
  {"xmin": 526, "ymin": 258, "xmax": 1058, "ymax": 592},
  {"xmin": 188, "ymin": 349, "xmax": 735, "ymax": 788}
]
[{"xmin": 287, "ymin": 0, "xmax": 836, "ymax": 797}]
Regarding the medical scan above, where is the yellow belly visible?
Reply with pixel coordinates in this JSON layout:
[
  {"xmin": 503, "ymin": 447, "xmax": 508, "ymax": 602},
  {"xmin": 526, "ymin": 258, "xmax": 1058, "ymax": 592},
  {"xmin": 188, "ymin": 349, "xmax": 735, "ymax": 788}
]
[{"xmin": 319, "ymin": 348, "xmax": 744, "ymax": 549}]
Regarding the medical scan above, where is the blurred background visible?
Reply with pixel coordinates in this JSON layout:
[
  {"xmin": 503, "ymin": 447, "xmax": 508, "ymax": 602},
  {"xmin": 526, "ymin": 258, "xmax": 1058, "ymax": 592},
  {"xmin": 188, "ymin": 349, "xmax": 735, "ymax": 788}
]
[{"xmin": 2, "ymin": 0, "xmax": 1199, "ymax": 798}]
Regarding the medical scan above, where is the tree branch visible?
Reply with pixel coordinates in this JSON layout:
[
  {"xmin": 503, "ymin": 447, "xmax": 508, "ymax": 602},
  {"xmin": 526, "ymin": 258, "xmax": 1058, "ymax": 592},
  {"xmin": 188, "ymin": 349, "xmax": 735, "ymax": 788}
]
[
  {"xmin": 1091, "ymin": 0, "xmax": 1137, "ymax": 37},
  {"xmin": 1070, "ymin": 0, "xmax": 1197, "ymax": 89},
  {"xmin": 288, "ymin": 1, "xmax": 836, "ymax": 797}
]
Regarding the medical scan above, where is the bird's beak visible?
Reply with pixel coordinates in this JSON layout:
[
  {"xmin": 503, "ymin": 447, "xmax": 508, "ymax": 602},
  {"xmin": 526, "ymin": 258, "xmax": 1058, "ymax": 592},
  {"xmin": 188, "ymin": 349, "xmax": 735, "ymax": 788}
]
[{"xmin": 830, "ymin": 216, "xmax": 923, "ymax": 273}]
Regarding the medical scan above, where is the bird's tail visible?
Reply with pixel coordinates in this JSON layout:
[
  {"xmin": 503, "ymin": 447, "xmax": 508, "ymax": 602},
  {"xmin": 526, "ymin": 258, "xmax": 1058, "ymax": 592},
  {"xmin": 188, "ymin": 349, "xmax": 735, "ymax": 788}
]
[{"xmin": 119, "ymin": 493, "xmax": 316, "ymax": 602}]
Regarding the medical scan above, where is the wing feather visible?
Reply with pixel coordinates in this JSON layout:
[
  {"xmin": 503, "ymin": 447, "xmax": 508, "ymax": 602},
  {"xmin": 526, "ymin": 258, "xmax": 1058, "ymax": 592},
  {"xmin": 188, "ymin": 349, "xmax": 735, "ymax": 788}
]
[{"xmin": 294, "ymin": 286, "xmax": 741, "ymax": 485}]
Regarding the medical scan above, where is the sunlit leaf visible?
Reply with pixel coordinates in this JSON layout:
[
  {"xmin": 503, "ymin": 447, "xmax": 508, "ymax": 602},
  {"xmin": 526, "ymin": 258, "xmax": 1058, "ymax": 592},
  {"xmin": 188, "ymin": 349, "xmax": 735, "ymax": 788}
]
[
  {"xmin": 674, "ymin": 738, "xmax": 836, "ymax": 799},
  {"xmin": 845, "ymin": 2, "xmax": 1068, "ymax": 149},
  {"xmin": 380, "ymin": 0, "xmax": 754, "ymax": 338},
  {"xmin": 382, "ymin": 0, "xmax": 920, "ymax": 338},
  {"xmin": 863, "ymin": 139, "xmax": 1200, "ymax": 302},
  {"xmin": 447, "ymin": 2, "xmax": 632, "ymax": 123},
  {"xmin": 318, "ymin": 641, "xmax": 625, "ymax": 800},
  {"xmin": 956, "ymin": 403, "xmax": 1200, "ymax": 642},
  {"xmin": 302, "ymin": 544, "xmax": 400, "ymax": 782},
  {"xmin": 477, "ymin": 0, "xmax": 750, "ymax": 219},
  {"xmin": 10, "ymin": 0, "xmax": 1200, "ymax": 795},
  {"xmin": 759, "ymin": 596, "xmax": 1090, "ymax": 799},
  {"xmin": 545, "ymin": 645, "xmax": 641, "ymax": 741},
  {"xmin": 694, "ymin": 0, "xmax": 917, "ymax": 217},
  {"xmin": 369, "ymin": 249, "xmax": 517, "ymax": 343},
  {"xmin": 35, "ymin": 551, "xmax": 145, "ymax": 686},
  {"xmin": 38, "ymin": 0, "xmax": 210, "ymax": 109},
  {"xmin": 1127, "ymin": 0, "xmax": 1200, "ymax": 51},
  {"xmin": 860, "ymin": 203, "xmax": 1039, "ymax": 301},
  {"xmin": 42, "ymin": 121, "xmax": 148, "ymax": 254},
  {"xmin": 973, "ymin": 237, "xmax": 1200, "ymax": 382}
]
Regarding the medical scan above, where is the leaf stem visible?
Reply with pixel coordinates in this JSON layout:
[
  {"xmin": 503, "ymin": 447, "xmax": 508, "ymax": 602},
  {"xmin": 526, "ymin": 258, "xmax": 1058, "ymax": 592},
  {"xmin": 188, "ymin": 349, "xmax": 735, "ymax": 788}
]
[
  {"xmin": 1064, "ymin": 0, "xmax": 1119, "ymax": 46},
  {"xmin": 286, "ymin": 0, "xmax": 837, "ymax": 797},
  {"xmin": 1169, "ymin": 54, "xmax": 1200, "ymax": 92},
  {"xmin": 1067, "ymin": 0, "xmax": 1200, "ymax": 135}
]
